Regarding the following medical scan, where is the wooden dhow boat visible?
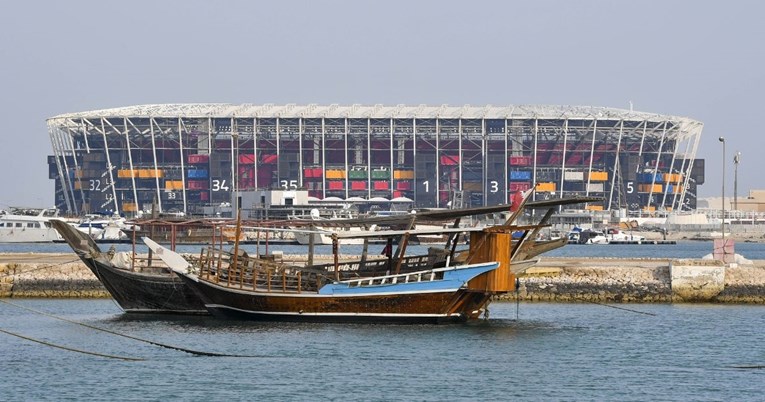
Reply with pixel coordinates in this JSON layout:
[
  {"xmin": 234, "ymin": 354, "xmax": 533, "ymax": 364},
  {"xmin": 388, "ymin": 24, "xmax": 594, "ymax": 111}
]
[
  {"xmin": 51, "ymin": 219, "xmax": 208, "ymax": 314},
  {"xmin": 146, "ymin": 193, "xmax": 598, "ymax": 323}
]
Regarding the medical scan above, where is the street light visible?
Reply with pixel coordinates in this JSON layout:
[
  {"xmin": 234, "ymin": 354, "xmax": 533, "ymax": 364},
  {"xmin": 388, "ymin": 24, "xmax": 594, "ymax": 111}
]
[
  {"xmin": 734, "ymin": 151, "xmax": 741, "ymax": 210},
  {"xmin": 718, "ymin": 137, "xmax": 725, "ymax": 246}
]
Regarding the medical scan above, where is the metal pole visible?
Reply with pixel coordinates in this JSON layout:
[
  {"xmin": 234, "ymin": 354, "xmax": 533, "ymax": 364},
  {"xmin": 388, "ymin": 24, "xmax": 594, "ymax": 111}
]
[
  {"xmin": 718, "ymin": 137, "xmax": 725, "ymax": 246},
  {"xmin": 734, "ymin": 151, "xmax": 740, "ymax": 211}
]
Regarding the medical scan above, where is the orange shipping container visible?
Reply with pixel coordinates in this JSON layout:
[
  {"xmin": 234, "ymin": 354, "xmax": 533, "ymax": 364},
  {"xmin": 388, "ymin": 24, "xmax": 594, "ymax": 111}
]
[
  {"xmin": 588, "ymin": 171, "xmax": 608, "ymax": 181},
  {"xmin": 535, "ymin": 182, "xmax": 556, "ymax": 192}
]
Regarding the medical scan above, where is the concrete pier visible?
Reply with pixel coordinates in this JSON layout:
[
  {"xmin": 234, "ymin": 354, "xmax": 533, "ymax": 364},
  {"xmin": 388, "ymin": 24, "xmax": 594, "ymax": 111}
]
[{"xmin": 2, "ymin": 253, "xmax": 765, "ymax": 303}]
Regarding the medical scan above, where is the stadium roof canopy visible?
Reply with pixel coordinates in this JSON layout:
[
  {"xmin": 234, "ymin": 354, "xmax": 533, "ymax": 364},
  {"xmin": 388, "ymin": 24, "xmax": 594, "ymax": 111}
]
[{"xmin": 49, "ymin": 103, "xmax": 701, "ymax": 125}]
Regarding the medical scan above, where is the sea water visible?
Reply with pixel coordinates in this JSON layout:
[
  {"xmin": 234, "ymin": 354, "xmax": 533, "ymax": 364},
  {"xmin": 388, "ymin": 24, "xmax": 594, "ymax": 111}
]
[
  {"xmin": 1, "ymin": 242, "xmax": 764, "ymax": 400},
  {"xmin": 0, "ymin": 300, "xmax": 763, "ymax": 401}
]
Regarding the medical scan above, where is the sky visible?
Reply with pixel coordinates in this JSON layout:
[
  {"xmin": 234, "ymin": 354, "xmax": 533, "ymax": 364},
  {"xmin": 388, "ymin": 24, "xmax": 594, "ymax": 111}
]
[{"xmin": 0, "ymin": 0, "xmax": 762, "ymax": 208}]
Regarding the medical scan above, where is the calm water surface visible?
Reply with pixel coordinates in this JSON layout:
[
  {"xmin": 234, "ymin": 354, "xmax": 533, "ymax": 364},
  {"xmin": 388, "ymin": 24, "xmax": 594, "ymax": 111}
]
[
  {"xmin": 0, "ymin": 300, "xmax": 763, "ymax": 401},
  {"xmin": 1, "ymin": 241, "xmax": 764, "ymax": 400}
]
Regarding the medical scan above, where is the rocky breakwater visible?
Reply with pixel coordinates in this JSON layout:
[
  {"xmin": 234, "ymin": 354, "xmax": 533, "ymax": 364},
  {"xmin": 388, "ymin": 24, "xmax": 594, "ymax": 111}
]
[
  {"xmin": 502, "ymin": 257, "xmax": 765, "ymax": 303},
  {"xmin": 0, "ymin": 253, "xmax": 107, "ymax": 298}
]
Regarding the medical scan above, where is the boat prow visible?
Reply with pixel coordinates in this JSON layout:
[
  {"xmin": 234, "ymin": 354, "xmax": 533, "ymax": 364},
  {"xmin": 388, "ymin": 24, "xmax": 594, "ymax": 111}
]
[{"xmin": 142, "ymin": 237, "xmax": 192, "ymax": 274}]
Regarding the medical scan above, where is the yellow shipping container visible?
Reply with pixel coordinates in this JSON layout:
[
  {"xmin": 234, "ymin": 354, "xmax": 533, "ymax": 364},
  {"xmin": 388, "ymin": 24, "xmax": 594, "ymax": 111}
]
[
  {"xmin": 664, "ymin": 173, "xmax": 683, "ymax": 183},
  {"xmin": 326, "ymin": 170, "xmax": 346, "ymax": 179},
  {"xmin": 639, "ymin": 184, "xmax": 662, "ymax": 193},
  {"xmin": 393, "ymin": 170, "xmax": 414, "ymax": 179},
  {"xmin": 536, "ymin": 182, "xmax": 556, "ymax": 192},
  {"xmin": 137, "ymin": 169, "xmax": 164, "ymax": 178},
  {"xmin": 74, "ymin": 180, "xmax": 82, "ymax": 190},
  {"xmin": 165, "ymin": 180, "xmax": 184, "ymax": 190},
  {"xmin": 588, "ymin": 171, "xmax": 608, "ymax": 181},
  {"xmin": 117, "ymin": 169, "xmax": 135, "ymax": 178},
  {"xmin": 585, "ymin": 205, "xmax": 604, "ymax": 211},
  {"xmin": 122, "ymin": 203, "xmax": 138, "ymax": 212}
]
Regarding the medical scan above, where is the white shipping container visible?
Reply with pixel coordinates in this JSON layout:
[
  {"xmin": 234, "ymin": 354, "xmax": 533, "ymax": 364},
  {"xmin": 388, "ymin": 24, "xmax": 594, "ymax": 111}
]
[
  {"xmin": 564, "ymin": 171, "xmax": 584, "ymax": 181},
  {"xmin": 587, "ymin": 182, "xmax": 604, "ymax": 192}
]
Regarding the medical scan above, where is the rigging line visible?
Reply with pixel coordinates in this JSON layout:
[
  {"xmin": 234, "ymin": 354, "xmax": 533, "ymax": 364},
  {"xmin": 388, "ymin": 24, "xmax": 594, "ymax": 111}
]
[
  {"xmin": 0, "ymin": 299, "xmax": 259, "ymax": 358},
  {"xmin": 0, "ymin": 258, "xmax": 83, "ymax": 279},
  {"xmin": 0, "ymin": 327, "xmax": 144, "ymax": 361},
  {"xmin": 587, "ymin": 300, "xmax": 657, "ymax": 316}
]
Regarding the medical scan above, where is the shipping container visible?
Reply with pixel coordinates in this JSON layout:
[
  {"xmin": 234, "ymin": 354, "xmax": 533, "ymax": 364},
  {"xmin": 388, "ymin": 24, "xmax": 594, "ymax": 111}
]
[
  {"xmin": 165, "ymin": 180, "xmax": 184, "ymax": 191},
  {"xmin": 638, "ymin": 184, "xmax": 663, "ymax": 193},
  {"xmin": 440, "ymin": 155, "xmax": 459, "ymax": 165},
  {"xmin": 238, "ymin": 154, "xmax": 256, "ymax": 164},
  {"xmin": 393, "ymin": 170, "xmax": 414, "ymax": 179},
  {"xmin": 326, "ymin": 170, "xmax": 346, "ymax": 179},
  {"xmin": 509, "ymin": 156, "xmax": 532, "ymax": 166},
  {"xmin": 187, "ymin": 180, "xmax": 207, "ymax": 190},
  {"xmin": 187, "ymin": 169, "xmax": 208, "ymax": 179},
  {"xmin": 188, "ymin": 154, "xmax": 209, "ymax": 164},
  {"xmin": 371, "ymin": 170, "xmax": 390, "ymax": 180},
  {"xmin": 587, "ymin": 171, "xmax": 608, "ymax": 181},
  {"xmin": 564, "ymin": 171, "xmax": 584, "ymax": 181},
  {"xmin": 396, "ymin": 181, "xmax": 412, "ymax": 190},
  {"xmin": 348, "ymin": 170, "xmax": 367, "ymax": 179},
  {"xmin": 351, "ymin": 181, "xmax": 367, "ymax": 190},
  {"xmin": 510, "ymin": 171, "xmax": 532, "ymax": 181},
  {"xmin": 373, "ymin": 181, "xmax": 389, "ymax": 190},
  {"xmin": 328, "ymin": 181, "xmax": 344, "ymax": 190},
  {"xmin": 585, "ymin": 205, "xmax": 604, "ymax": 211},
  {"xmin": 535, "ymin": 182, "xmax": 556, "ymax": 192},
  {"xmin": 509, "ymin": 182, "xmax": 531, "ymax": 192},
  {"xmin": 586, "ymin": 182, "xmax": 604, "ymax": 192},
  {"xmin": 663, "ymin": 173, "xmax": 683, "ymax": 183}
]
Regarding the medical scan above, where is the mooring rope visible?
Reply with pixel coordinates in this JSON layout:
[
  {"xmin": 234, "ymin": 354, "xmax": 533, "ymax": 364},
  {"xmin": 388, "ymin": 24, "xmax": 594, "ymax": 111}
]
[
  {"xmin": 586, "ymin": 300, "xmax": 657, "ymax": 316},
  {"xmin": 0, "ymin": 327, "xmax": 144, "ymax": 361},
  {"xmin": 0, "ymin": 299, "xmax": 258, "ymax": 358}
]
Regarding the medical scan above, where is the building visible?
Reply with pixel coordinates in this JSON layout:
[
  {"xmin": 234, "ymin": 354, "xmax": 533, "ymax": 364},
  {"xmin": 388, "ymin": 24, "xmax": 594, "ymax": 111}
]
[{"xmin": 47, "ymin": 104, "xmax": 704, "ymax": 216}]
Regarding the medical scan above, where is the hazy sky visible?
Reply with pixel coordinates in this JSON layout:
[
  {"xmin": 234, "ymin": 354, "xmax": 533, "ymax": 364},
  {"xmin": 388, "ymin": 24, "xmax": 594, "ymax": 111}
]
[{"xmin": 1, "ymin": 0, "xmax": 762, "ymax": 208}]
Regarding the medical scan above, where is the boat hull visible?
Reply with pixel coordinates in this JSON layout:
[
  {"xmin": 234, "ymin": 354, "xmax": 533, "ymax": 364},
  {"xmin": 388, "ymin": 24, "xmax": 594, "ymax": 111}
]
[
  {"xmin": 177, "ymin": 274, "xmax": 493, "ymax": 323},
  {"xmin": 85, "ymin": 258, "xmax": 208, "ymax": 314},
  {"xmin": 50, "ymin": 219, "xmax": 207, "ymax": 314}
]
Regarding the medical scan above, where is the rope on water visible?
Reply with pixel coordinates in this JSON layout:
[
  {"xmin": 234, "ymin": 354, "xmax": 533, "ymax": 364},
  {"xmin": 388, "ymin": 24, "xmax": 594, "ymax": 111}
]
[
  {"xmin": 0, "ymin": 327, "xmax": 144, "ymax": 361},
  {"xmin": 0, "ymin": 299, "xmax": 259, "ymax": 358},
  {"xmin": 587, "ymin": 300, "xmax": 657, "ymax": 316}
]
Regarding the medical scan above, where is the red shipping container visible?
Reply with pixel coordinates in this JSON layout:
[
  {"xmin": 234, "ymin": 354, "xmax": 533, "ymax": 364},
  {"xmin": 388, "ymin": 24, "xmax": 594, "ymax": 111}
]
[
  {"xmin": 262, "ymin": 154, "xmax": 278, "ymax": 164},
  {"xmin": 239, "ymin": 154, "xmax": 256, "ymax": 164},
  {"xmin": 328, "ymin": 181, "xmax": 344, "ymax": 190},
  {"xmin": 396, "ymin": 181, "xmax": 411, "ymax": 190},
  {"xmin": 200, "ymin": 191, "xmax": 209, "ymax": 201},
  {"xmin": 303, "ymin": 168, "xmax": 314, "ymax": 178},
  {"xmin": 393, "ymin": 191, "xmax": 403, "ymax": 198},
  {"xmin": 373, "ymin": 181, "xmax": 389, "ymax": 190},
  {"xmin": 440, "ymin": 155, "xmax": 459, "ymax": 165},
  {"xmin": 351, "ymin": 181, "xmax": 367, "ymax": 190},
  {"xmin": 312, "ymin": 168, "xmax": 323, "ymax": 177},
  {"xmin": 188, "ymin": 154, "xmax": 209, "ymax": 164},
  {"xmin": 187, "ymin": 180, "xmax": 207, "ymax": 190},
  {"xmin": 509, "ymin": 156, "xmax": 532, "ymax": 166},
  {"xmin": 509, "ymin": 182, "xmax": 531, "ymax": 192}
]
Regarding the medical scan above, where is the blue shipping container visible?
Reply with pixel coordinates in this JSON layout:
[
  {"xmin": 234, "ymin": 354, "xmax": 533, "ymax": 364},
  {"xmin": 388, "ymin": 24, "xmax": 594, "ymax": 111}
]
[
  {"xmin": 188, "ymin": 169, "xmax": 208, "ymax": 179},
  {"xmin": 510, "ymin": 171, "xmax": 532, "ymax": 181}
]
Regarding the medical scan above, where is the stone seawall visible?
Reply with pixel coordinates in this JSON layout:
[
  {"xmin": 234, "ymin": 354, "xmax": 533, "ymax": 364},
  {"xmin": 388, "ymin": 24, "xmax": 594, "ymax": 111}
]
[
  {"xmin": 500, "ymin": 258, "xmax": 765, "ymax": 303},
  {"xmin": 1, "ymin": 254, "xmax": 764, "ymax": 303}
]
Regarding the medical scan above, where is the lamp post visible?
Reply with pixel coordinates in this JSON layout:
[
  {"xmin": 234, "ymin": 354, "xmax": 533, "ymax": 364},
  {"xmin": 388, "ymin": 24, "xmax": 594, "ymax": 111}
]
[
  {"xmin": 718, "ymin": 137, "xmax": 725, "ymax": 246},
  {"xmin": 734, "ymin": 151, "xmax": 741, "ymax": 211}
]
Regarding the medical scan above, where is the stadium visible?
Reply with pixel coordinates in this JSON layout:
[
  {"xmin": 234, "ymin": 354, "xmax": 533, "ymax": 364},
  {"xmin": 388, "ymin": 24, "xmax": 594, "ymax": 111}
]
[{"xmin": 47, "ymin": 104, "xmax": 704, "ymax": 217}]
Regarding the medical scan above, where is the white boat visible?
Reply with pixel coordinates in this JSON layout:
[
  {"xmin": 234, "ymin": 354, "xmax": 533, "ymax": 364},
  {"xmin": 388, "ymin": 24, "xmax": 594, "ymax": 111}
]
[
  {"xmin": 606, "ymin": 228, "xmax": 646, "ymax": 243},
  {"xmin": 74, "ymin": 213, "xmax": 132, "ymax": 241},
  {"xmin": 291, "ymin": 208, "xmax": 374, "ymax": 245},
  {"xmin": 0, "ymin": 207, "xmax": 64, "ymax": 243},
  {"xmin": 567, "ymin": 227, "xmax": 609, "ymax": 244}
]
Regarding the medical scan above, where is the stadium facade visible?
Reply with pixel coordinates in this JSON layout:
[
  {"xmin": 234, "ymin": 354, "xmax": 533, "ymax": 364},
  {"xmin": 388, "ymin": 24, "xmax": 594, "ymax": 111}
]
[{"xmin": 47, "ymin": 104, "xmax": 704, "ymax": 216}]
